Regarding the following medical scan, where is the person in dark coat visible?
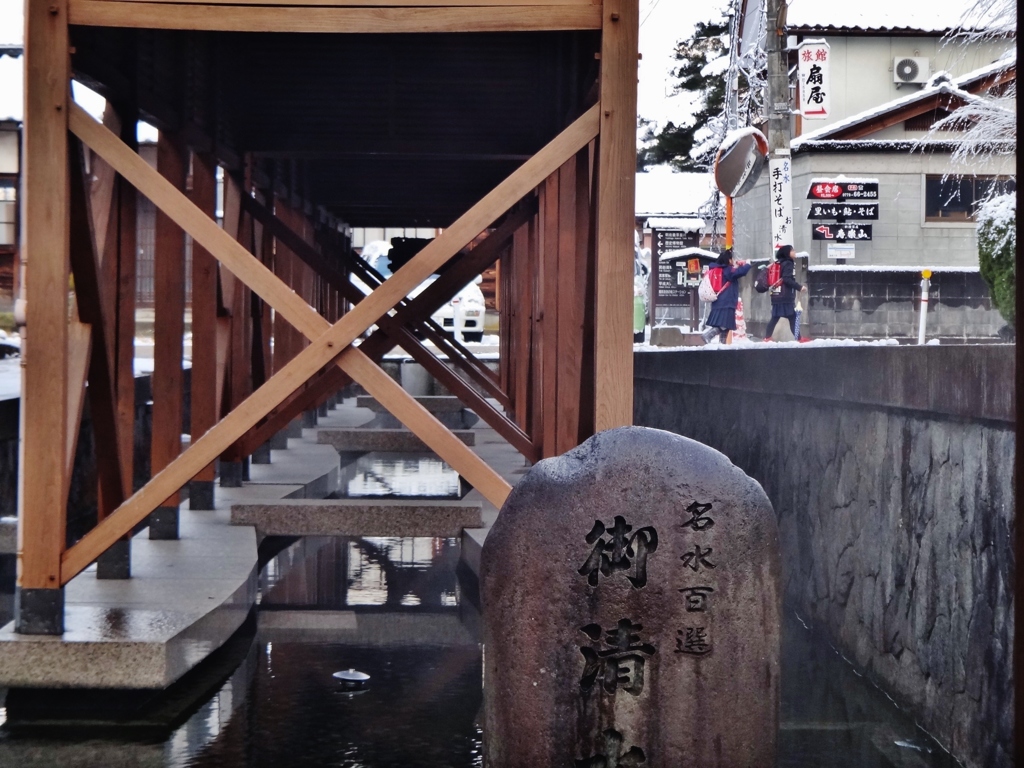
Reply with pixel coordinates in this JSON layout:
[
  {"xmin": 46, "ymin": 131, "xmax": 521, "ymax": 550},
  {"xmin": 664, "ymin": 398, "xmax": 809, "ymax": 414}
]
[
  {"xmin": 701, "ymin": 249, "xmax": 752, "ymax": 344},
  {"xmin": 765, "ymin": 244, "xmax": 806, "ymax": 340}
]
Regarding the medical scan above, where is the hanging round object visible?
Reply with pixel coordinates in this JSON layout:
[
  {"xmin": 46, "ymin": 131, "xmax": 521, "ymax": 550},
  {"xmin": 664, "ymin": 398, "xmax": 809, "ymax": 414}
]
[{"xmin": 713, "ymin": 128, "xmax": 770, "ymax": 198}]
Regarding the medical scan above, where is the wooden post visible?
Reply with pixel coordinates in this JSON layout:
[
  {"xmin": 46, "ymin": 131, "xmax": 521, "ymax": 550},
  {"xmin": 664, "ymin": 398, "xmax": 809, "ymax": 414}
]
[
  {"xmin": 149, "ymin": 133, "xmax": 187, "ymax": 539},
  {"xmin": 593, "ymin": 0, "xmax": 639, "ymax": 431},
  {"xmin": 555, "ymin": 154, "xmax": 584, "ymax": 455},
  {"xmin": 97, "ymin": 106, "xmax": 138, "ymax": 579},
  {"xmin": 188, "ymin": 152, "xmax": 218, "ymax": 509},
  {"xmin": 16, "ymin": 0, "xmax": 71, "ymax": 634},
  {"xmin": 540, "ymin": 173, "xmax": 559, "ymax": 457}
]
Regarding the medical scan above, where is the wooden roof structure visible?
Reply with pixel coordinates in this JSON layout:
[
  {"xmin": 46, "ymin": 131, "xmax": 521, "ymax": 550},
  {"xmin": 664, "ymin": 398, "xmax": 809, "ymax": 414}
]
[{"xmin": 16, "ymin": 0, "xmax": 638, "ymax": 633}]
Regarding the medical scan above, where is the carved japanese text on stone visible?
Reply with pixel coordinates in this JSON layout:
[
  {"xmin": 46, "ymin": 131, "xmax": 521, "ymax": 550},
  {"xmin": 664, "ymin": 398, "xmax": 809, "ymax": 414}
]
[
  {"xmin": 579, "ymin": 619, "xmax": 656, "ymax": 695},
  {"xmin": 578, "ymin": 515, "xmax": 659, "ymax": 588},
  {"xmin": 680, "ymin": 544, "xmax": 716, "ymax": 572},
  {"xmin": 678, "ymin": 585, "xmax": 714, "ymax": 612},
  {"xmin": 681, "ymin": 501, "xmax": 715, "ymax": 531},
  {"xmin": 575, "ymin": 728, "xmax": 647, "ymax": 768},
  {"xmin": 676, "ymin": 626, "xmax": 712, "ymax": 656}
]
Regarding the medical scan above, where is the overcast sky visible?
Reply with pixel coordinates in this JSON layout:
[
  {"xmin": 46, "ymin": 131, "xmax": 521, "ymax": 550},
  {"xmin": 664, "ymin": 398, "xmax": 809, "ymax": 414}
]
[{"xmin": 0, "ymin": 0, "xmax": 708, "ymax": 139}]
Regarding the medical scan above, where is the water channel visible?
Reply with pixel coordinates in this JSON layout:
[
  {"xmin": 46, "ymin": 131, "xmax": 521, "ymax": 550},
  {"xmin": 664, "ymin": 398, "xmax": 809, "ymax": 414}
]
[{"xmin": 0, "ymin": 452, "xmax": 959, "ymax": 767}]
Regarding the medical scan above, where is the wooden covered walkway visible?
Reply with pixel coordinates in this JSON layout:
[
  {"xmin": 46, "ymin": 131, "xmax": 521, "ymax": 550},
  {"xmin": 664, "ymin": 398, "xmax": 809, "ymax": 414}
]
[{"xmin": 16, "ymin": 0, "xmax": 637, "ymax": 633}]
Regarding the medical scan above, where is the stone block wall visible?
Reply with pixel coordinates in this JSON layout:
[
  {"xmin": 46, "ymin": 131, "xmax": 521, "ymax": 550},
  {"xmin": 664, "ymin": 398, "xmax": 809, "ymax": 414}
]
[{"xmin": 633, "ymin": 346, "xmax": 1014, "ymax": 768}]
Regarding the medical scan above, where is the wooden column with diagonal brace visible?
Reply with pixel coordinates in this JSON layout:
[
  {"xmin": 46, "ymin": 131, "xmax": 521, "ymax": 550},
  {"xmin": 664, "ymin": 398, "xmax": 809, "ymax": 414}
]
[
  {"xmin": 17, "ymin": 0, "xmax": 71, "ymax": 633},
  {"xmin": 60, "ymin": 103, "xmax": 600, "ymax": 583}
]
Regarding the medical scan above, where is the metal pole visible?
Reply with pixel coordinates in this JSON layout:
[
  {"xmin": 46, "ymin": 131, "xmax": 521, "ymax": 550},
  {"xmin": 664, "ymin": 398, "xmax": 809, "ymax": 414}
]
[{"xmin": 916, "ymin": 270, "xmax": 931, "ymax": 345}]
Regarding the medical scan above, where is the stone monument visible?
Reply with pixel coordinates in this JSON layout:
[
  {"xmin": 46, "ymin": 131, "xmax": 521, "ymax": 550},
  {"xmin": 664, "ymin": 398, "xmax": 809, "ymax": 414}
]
[{"xmin": 481, "ymin": 426, "xmax": 780, "ymax": 767}]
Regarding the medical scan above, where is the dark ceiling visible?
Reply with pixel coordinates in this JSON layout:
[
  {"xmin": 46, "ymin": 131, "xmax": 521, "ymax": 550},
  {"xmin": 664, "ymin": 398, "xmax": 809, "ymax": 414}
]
[{"xmin": 71, "ymin": 27, "xmax": 600, "ymax": 228}]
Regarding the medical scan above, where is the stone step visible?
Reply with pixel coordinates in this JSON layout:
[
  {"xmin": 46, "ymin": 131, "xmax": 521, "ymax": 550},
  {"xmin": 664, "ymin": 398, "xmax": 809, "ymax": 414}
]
[
  {"xmin": 354, "ymin": 395, "xmax": 480, "ymax": 429},
  {"xmin": 231, "ymin": 497, "xmax": 483, "ymax": 538},
  {"xmin": 0, "ymin": 435, "xmax": 341, "ymax": 689},
  {"xmin": 318, "ymin": 427, "xmax": 475, "ymax": 453}
]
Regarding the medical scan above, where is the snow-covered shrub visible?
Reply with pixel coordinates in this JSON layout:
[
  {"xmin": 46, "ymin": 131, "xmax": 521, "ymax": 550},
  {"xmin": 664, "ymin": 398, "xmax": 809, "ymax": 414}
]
[{"xmin": 977, "ymin": 193, "xmax": 1015, "ymax": 327}]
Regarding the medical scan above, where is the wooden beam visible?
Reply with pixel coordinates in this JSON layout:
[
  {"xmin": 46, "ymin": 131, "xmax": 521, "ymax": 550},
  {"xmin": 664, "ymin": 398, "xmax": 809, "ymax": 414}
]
[
  {"xmin": 540, "ymin": 173, "xmax": 559, "ymax": 456},
  {"xmin": 65, "ymin": 319, "xmax": 92, "ymax": 486},
  {"xmin": 61, "ymin": 107, "xmax": 600, "ymax": 578},
  {"xmin": 70, "ymin": 102, "xmax": 599, "ymax": 363},
  {"xmin": 69, "ymin": 139, "xmax": 127, "ymax": 520},
  {"xmin": 338, "ymin": 346, "xmax": 513, "ymax": 505},
  {"xmin": 555, "ymin": 153, "xmax": 583, "ymax": 455},
  {"xmin": 150, "ymin": 133, "xmax": 187, "ymax": 506},
  {"xmin": 189, "ymin": 152, "xmax": 219, "ymax": 484},
  {"xmin": 89, "ymin": 0, "xmax": 598, "ymax": 5},
  {"xmin": 593, "ymin": 0, "xmax": 638, "ymax": 430},
  {"xmin": 68, "ymin": 2, "xmax": 602, "ymax": 32},
  {"xmin": 19, "ymin": 0, "xmax": 70, "ymax": 593},
  {"xmin": 113, "ymin": 125, "xmax": 138, "ymax": 499}
]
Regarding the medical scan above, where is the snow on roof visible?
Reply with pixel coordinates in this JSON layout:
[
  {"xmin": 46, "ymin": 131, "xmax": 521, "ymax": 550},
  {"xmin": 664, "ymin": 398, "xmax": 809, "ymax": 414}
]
[
  {"xmin": 791, "ymin": 80, "xmax": 983, "ymax": 148},
  {"xmin": 785, "ymin": 0, "xmax": 990, "ymax": 33},
  {"xmin": 955, "ymin": 50, "xmax": 1017, "ymax": 90},
  {"xmin": 659, "ymin": 247, "xmax": 717, "ymax": 262},
  {"xmin": 635, "ymin": 169, "xmax": 719, "ymax": 218},
  {"xmin": 646, "ymin": 217, "xmax": 706, "ymax": 232}
]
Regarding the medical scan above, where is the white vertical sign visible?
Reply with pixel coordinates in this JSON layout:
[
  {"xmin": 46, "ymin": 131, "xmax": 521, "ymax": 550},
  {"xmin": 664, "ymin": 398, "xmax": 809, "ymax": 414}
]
[
  {"xmin": 769, "ymin": 155, "xmax": 794, "ymax": 250},
  {"xmin": 798, "ymin": 39, "xmax": 830, "ymax": 120}
]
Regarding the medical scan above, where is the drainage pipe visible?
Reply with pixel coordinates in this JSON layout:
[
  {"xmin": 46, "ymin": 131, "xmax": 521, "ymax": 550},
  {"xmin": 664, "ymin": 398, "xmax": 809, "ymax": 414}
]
[{"xmin": 916, "ymin": 270, "xmax": 931, "ymax": 345}]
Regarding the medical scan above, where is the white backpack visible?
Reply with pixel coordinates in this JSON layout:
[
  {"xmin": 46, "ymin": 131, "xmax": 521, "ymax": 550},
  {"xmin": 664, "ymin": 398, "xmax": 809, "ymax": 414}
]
[{"xmin": 697, "ymin": 269, "xmax": 722, "ymax": 303}]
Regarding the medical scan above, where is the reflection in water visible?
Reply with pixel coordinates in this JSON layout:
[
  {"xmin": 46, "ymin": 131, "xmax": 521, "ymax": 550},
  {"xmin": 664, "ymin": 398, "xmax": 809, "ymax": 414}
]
[
  {"xmin": 338, "ymin": 453, "xmax": 464, "ymax": 499},
  {"xmin": 0, "ymin": 536, "xmax": 957, "ymax": 768},
  {"xmin": 260, "ymin": 536, "xmax": 461, "ymax": 609}
]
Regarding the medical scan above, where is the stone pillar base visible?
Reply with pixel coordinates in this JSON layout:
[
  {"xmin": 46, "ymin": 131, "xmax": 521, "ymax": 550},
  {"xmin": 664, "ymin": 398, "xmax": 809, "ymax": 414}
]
[
  {"xmin": 302, "ymin": 410, "xmax": 318, "ymax": 428},
  {"xmin": 220, "ymin": 460, "xmax": 244, "ymax": 488},
  {"xmin": 268, "ymin": 431, "xmax": 289, "ymax": 450},
  {"xmin": 97, "ymin": 539, "xmax": 131, "ymax": 579},
  {"xmin": 15, "ymin": 587, "xmax": 64, "ymax": 635},
  {"xmin": 189, "ymin": 480, "xmax": 216, "ymax": 510},
  {"xmin": 241, "ymin": 456, "xmax": 250, "ymax": 482},
  {"xmin": 285, "ymin": 418, "xmax": 303, "ymax": 438},
  {"xmin": 149, "ymin": 506, "xmax": 179, "ymax": 540},
  {"xmin": 317, "ymin": 402, "xmax": 329, "ymax": 417},
  {"xmin": 251, "ymin": 443, "xmax": 272, "ymax": 464}
]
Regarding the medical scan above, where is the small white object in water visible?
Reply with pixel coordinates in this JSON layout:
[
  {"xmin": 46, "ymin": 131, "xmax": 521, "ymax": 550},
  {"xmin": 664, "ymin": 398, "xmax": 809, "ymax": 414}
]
[{"xmin": 333, "ymin": 668, "xmax": 370, "ymax": 687}]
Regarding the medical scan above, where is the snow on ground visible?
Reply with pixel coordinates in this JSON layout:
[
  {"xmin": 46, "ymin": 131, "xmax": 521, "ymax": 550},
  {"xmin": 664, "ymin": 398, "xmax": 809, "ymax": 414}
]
[{"xmin": 635, "ymin": 337, "xmax": 902, "ymax": 352}]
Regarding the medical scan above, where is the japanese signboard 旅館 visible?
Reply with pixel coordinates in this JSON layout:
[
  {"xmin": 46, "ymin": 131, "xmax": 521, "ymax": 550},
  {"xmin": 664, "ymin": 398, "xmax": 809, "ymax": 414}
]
[{"xmin": 797, "ymin": 40, "xmax": 830, "ymax": 120}]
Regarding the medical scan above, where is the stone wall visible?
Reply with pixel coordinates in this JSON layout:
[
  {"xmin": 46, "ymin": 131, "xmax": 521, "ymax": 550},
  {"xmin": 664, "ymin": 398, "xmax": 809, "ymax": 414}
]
[{"xmin": 633, "ymin": 345, "xmax": 1014, "ymax": 768}]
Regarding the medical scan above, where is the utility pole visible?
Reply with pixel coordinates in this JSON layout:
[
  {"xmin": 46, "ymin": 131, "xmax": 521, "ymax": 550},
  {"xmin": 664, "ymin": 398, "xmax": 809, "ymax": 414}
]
[
  {"xmin": 764, "ymin": 0, "xmax": 794, "ymax": 256},
  {"xmin": 765, "ymin": 0, "xmax": 790, "ymax": 159}
]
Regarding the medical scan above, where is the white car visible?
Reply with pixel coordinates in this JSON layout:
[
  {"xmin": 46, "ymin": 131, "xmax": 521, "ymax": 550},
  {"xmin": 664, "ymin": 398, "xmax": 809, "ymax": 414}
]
[{"xmin": 358, "ymin": 241, "xmax": 486, "ymax": 344}]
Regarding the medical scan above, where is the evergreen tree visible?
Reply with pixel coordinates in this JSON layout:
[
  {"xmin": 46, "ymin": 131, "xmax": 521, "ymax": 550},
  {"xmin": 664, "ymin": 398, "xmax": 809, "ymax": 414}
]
[{"xmin": 638, "ymin": 18, "xmax": 729, "ymax": 171}]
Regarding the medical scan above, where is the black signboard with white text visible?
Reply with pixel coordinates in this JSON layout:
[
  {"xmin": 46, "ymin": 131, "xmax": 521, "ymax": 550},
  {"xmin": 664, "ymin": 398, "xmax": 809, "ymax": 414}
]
[
  {"xmin": 812, "ymin": 223, "xmax": 872, "ymax": 241},
  {"xmin": 806, "ymin": 202, "xmax": 879, "ymax": 220}
]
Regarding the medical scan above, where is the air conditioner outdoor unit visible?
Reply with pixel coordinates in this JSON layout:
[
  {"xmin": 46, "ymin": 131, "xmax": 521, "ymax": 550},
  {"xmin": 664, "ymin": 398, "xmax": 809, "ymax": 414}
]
[{"xmin": 893, "ymin": 57, "xmax": 931, "ymax": 84}]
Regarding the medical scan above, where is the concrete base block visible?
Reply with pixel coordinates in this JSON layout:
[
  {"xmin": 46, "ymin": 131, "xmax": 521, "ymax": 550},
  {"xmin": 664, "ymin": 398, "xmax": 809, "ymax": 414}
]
[
  {"xmin": 242, "ymin": 457, "xmax": 250, "ymax": 482},
  {"xmin": 97, "ymin": 539, "xmax": 131, "ymax": 579},
  {"xmin": 650, "ymin": 326, "xmax": 704, "ymax": 347},
  {"xmin": 251, "ymin": 442, "xmax": 272, "ymax": 464},
  {"xmin": 0, "ymin": 516, "xmax": 16, "ymax": 555},
  {"xmin": 189, "ymin": 480, "xmax": 216, "ymax": 511},
  {"xmin": 317, "ymin": 402, "xmax": 329, "ymax": 417},
  {"xmin": 268, "ymin": 431, "xmax": 289, "ymax": 450},
  {"xmin": 232, "ymin": 498, "xmax": 483, "ymax": 538},
  {"xmin": 318, "ymin": 427, "xmax": 476, "ymax": 454},
  {"xmin": 220, "ymin": 461, "xmax": 244, "ymax": 488},
  {"xmin": 149, "ymin": 506, "xmax": 179, "ymax": 540},
  {"xmin": 356, "ymin": 395, "xmax": 481, "ymax": 429},
  {"xmin": 302, "ymin": 410, "xmax": 318, "ymax": 429},
  {"xmin": 285, "ymin": 418, "xmax": 304, "ymax": 439},
  {"xmin": 14, "ymin": 588, "xmax": 65, "ymax": 635}
]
